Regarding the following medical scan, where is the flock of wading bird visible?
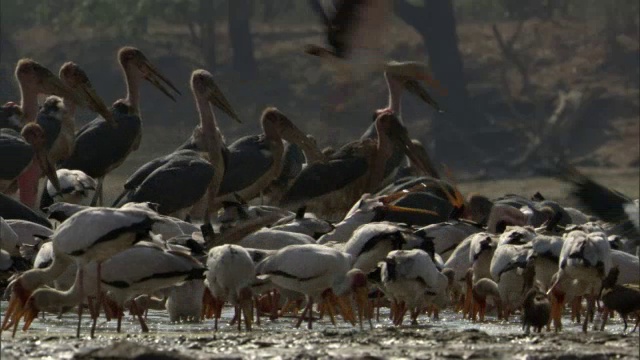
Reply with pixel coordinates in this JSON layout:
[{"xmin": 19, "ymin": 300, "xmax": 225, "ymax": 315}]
[{"xmin": 1, "ymin": 0, "xmax": 639, "ymax": 340}]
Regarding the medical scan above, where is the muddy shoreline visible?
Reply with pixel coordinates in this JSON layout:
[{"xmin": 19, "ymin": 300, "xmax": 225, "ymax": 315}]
[{"xmin": 2, "ymin": 323, "xmax": 638, "ymax": 359}]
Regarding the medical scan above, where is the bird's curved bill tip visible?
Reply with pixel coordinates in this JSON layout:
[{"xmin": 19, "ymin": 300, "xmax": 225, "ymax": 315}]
[
  {"xmin": 142, "ymin": 62, "xmax": 181, "ymax": 101},
  {"xmin": 36, "ymin": 151, "xmax": 61, "ymax": 193}
]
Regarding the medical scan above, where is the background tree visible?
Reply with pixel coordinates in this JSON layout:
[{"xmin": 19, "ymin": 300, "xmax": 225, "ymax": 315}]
[
  {"xmin": 228, "ymin": 0, "xmax": 257, "ymax": 78},
  {"xmin": 395, "ymin": 0, "xmax": 492, "ymax": 166}
]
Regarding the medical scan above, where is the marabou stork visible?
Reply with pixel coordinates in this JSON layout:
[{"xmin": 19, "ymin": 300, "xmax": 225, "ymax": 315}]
[
  {"xmin": 211, "ymin": 107, "xmax": 325, "ymax": 213},
  {"xmin": 113, "ymin": 69, "xmax": 240, "ymax": 219},
  {"xmin": 279, "ymin": 113, "xmax": 437, "ymax": 221},
  {"xmin": 61, "ymin": 47, "xmax": 180, "ymax": 206}
]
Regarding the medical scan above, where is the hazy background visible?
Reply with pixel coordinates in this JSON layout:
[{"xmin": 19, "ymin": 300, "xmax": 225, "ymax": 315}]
[{"xmin": 1, "ymin": 0, "xmax": 638, "ymax": 200}]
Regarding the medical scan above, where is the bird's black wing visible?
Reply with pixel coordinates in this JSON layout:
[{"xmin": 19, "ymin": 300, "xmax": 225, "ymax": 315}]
[
  {"xmin": 280, "ymin": 156, "xmax": 369, "ymax": 206},
  {"xmin": 36, "ymin": 112, "xmax": 61, "ymax": 151},
  {"xmin": 0, "ymin": 193, "xmax": 52, "ymax": 228},
  {"xmin": 0, "ymin": 130, "xmax": 33, "ymax": 181},
  {"xmin": 557, "ymin": 164, "xmax": 632, "ymax": 223},
  {"xmin": 219, "ymin": 135, "xmax": 273, "ymax": 195},
  {"xmin": 128, "ymin": 157, "xmax": 215, "ymax": 215},
  {"xmin": 62, "ymin": 112, "xmax": 141, "ymax": 178}
]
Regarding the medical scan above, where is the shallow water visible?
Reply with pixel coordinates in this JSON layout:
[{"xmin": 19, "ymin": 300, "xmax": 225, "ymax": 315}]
[{"xmin": 1, "ymin": 301, "xmax": 638, "ymax": 359}]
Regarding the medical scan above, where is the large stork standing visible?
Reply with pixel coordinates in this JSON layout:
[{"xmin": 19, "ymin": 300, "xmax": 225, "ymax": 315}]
[
  {"xmin": 113, "ymin": 70, "xmax": 239, "ymax": 220},
  {"xmin": 207, "ymin": 107, "xmax": 325, "ymax": 214},
  {"xmin": 279, "ymin": 113, "xmax": 436, "ymax": 221},
  {"xmin": 25, "ymin": 62, "xmax": 113, "ymax": 209},
  {"xmin": 3, "ymin": 59, "xmax": 98, "ymax": 207},
  {"xmin": 61, "ymin": 47, "xmax": 180, "ymax": 206}
]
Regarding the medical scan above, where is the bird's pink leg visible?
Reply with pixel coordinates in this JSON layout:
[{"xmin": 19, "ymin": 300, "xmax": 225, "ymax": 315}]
[
  {"xmin": 76, "ymin": 267, "xmax": 85, "ymax": 338},
  {"xmin": 17, "ymin": 163, "xmax": 41, "ymax": 208}
]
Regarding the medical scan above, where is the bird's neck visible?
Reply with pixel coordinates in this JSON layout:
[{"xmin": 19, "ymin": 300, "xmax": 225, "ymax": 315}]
[
  {"xmin": 19, "ymin": 85, "xmax": 39, "ymax": 124},
  {"xmin": 21, "ymin": 255, "xmax": 72, "ymax": 292},
  {"xmin": 385, "ymin": 75, "xmax": 403, "ymax": 119},
  {"xmin": 368, "ymin": 134, "xmax": 393, "ymax": 191},
  {"xmin": 195, "ymin": 95, "xmax": 219, "ymax": 145},
  {"xmin": 262, "ymin": 119, "xmax": 280, "ymax": 141},
  {"xmin": 123, "ymin": 65, "xmax": 141, "ymax": 116}
]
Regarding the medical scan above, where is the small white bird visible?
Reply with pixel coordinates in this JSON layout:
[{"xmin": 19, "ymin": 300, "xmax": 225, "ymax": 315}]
[
  {"xmin": 343, "ymin": 222, "xmax": 405, "ymax": 274},
  {"xmin": 205, "ymin": 244, "xmax": 256, "ymax": 331},
  {"xmin": 41, "ymin": 169, "xmax": 97, "ymax": 209},
  {"xmin": 548, "ymin": 230, "xmax": 611, "ymax": 332},
  {"xmin": 380, "ymin": 249, "xmax": 444, "ymax": 326},
  {"xmin": 238, "ymin": 228, "xmax": 315, "ymax": 250},
  {"xmin": 255, "ymin": 244, "xmax": 368, "ymax": 329}
]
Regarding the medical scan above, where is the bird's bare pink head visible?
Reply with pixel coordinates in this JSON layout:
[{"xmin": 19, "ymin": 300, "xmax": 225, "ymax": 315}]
[
  {"xmin": 59, "ymin": 62, "xmax": 114, "ymax": 124},
  {"xmin": 15, "ymin": 59, "xmax": 79, "ymax": 100},
  {"xmin": 262, "ymin": 107, "xmax": 326, "ymax": 163},
  {"xmin": 191, "ymin": 69, "xmax": 241, "ymax": 123},
  {"xmin": 1, "ymin": 102, "xmax": 24, "ymax": 130},
  {"xmin": 118, "ymin": 46, "xmax": 181, "ymax": 101},
  {"xmin": 21, "ymin": 123, "xmax": 61, "ymax": 192}
]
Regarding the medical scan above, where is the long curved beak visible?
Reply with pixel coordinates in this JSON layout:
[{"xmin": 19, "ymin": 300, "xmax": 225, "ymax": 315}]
[
  {"xmin": 404, "ymin": 79, "xmax": 443, "ymax": 113},
  {"xmin": 43, "ymin": 75, "xmax": 86, "ymax": 107},
  {"xmin": 77, "ymin": 84, "xmax": 115, "ymax": 126},
  {"xmin": 383, "ymin": 204, "xmax": 439, "ymax": 217},
  {"xmin": 280, "ymin": 123, "xmax": 327, "ymax": 164},
  {"xmin": 388, "ymin": 123, "xmax": 439, "ymax": 179},
  {"xmin": 34, "ymin": 147, "xmax": 61, "ymax": 193},
  {"xmin": 141, "ymin": 61, "xmax": 181, "ymax": 102},
  {"xmin": 207, "ymin": 82, "xmax": 242, "ymax": 123}
]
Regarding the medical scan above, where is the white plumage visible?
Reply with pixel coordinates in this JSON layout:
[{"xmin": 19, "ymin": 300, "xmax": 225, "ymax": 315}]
[
  {"xmin": 468, "ymin": 232, "xmax": 497, "ymax": 282},
  {"xmin": 317, "ymin": 195, "xmax": 382, "ymax": 244},
  {"xmin": 3, "ymin": 220, "xmax": 52, "ymax": 257},
  {"xmin": 549, "ymin": 230, "xmax": 612, "ymax": 332},
  {"xmin": 44, "ymin": 169, "xmax": 96, "ymax": 205},
  {"xmin": 255, "ymin": 244, "xmax": 367, "ymax": 329},
  {"xmin": 497, "ymin": 226, "xmax": 536, "ymax": 246},
  {"xmin": 205, "ymin": 244, "xmax": 256, "ymax": 330},
  {"xmin": 238, "ymin": 228, "xmax": 315, "ymax": 250},
  {"xmin": 412, "ymin": 221, "xmax": 482, "ymax": 261},
  {"xmin": 489, "ymin": 243, "xmax": 530, "ymax": 317},
  {"xmin": 527, "ymin": 235, "xmax": 564, "ymax": 290},
  {"xmin": 380, "ymin": 249, "xmax": 444, "ymax": 325},
  {"xmin": 343, "ymin": 222, "xmax": 405, "ymax": 274}
]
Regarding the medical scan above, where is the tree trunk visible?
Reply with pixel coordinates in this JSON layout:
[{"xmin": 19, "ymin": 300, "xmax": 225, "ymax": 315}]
[
  {"xmin": 395, "ymin": 0, "xmax": 491, "ymax": 167},
  {"xmin": 199, "ymin": 0, "xmax": 216, "ymax": 69},
  {"xmin": 228, "ymin": 0, "xmax": 257, "ymax": 78}
]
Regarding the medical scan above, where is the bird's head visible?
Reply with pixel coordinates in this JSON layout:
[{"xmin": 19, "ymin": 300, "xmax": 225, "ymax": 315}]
[
  {"xmin": 15, "ymin": 59, "xmax": 82, "ymax": 103},
  {"xmin": 118, "ymin": 46, "xmax": 181, "ymax": 101},
  {"xmin": 59, "ymin": 62, "xmax": 114, "ymax": 125},
  {"xmin": 263, "ymin": 107, "xmax": 326, "ymax": 164},
  {"xmin": 1, "ymin": 102, "xmax": 24, "ymax": 130},
  {"xmin": 191, "ymin": 69, "xmax": 241, "ymax": 123}
]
